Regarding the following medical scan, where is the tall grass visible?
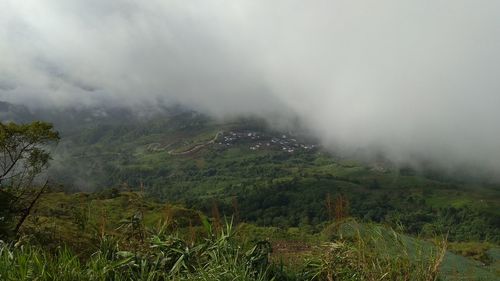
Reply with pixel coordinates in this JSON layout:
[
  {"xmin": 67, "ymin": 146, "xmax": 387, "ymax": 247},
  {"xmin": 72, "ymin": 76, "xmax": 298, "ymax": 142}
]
[
  {"xmin": 0, "ymin": 218, "xmax": 448, "ymax": 281},
  {"xmin": 307, "ymin": 221, "xmax": 447, "ymax": 281},
  {"xmin": 0, "ymin": 219, "xmax": 271, "ymax": 281}
]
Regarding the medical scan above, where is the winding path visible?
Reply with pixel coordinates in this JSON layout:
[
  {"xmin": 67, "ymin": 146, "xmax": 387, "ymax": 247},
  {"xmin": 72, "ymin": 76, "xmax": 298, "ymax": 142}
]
[{"xmin": 167, "ymin": 131, "xmax": 222, "ymax": 155}]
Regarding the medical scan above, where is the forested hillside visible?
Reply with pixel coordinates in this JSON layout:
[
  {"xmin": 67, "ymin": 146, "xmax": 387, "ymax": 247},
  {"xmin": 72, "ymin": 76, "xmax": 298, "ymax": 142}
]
[
  {"xmin": 39, "ymin": 106, "xmax": 500, "ymax": 243},
  {"xmin": 0, "ymin": 103, "xmax": 499, "ymax": 280}
]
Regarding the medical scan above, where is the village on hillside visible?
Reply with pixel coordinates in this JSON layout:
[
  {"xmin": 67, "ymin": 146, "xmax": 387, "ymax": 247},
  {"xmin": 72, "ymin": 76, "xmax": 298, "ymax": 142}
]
[
  {"xmin": 146, "ymin": 130, "xmax": 318, "ymax": 155},
  {"xmin": 217, "ymin": 131, "xmax": 317, "ymax": 153}
]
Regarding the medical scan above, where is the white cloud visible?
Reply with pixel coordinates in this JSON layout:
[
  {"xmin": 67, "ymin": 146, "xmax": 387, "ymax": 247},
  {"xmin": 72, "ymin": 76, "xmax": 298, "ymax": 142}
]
[{"xmin": 1, "ymin": 0, "xmax": 500, "ymax": 173}]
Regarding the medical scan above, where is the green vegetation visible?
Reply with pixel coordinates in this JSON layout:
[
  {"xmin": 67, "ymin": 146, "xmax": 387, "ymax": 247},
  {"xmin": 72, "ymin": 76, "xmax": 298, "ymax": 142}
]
[
  {"xmin": 48, "ymin": 114, "xmax": 500, "ymax": 244},
  {"xmin": 0, "ymin": 121, "xmax": 59, "ymax": 239},
  {"xmin": 0, "ymin": 117, "xmax": 498, "ymax": 280},
  {"xmin": 5, "ymin": 184, "xmax": 497, "ymax": 280},
  {"xmin": 0, "ymin": 188, "xmax": 497, "ymax": 280},
  {"xmin": 0, "ymin": 190, "xmax": 452, "ymax": 281}
]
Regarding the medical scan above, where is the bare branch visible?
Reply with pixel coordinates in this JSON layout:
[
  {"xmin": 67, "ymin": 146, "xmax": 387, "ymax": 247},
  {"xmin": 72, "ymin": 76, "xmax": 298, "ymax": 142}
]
[{"xmin": 14, "ymin": 180, "xmax": 49, "ymax": 234}]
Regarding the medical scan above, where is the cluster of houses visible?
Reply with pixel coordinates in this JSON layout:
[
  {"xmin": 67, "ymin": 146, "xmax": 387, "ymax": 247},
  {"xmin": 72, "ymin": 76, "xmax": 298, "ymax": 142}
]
[{"xmin": 217, "ymin": 131, "xmax": 316, "ymax": 153}]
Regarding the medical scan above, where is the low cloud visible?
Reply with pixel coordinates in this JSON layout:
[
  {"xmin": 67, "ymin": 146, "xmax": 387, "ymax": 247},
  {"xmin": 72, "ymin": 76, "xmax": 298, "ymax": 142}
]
[{"xmin": 1, "ymin": 1, "xmax": 500, "ymax": 175}]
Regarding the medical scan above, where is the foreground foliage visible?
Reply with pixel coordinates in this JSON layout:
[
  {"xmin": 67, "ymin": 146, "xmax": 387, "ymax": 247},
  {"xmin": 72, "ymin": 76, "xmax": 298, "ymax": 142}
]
[
  {"xmin": 0, "ymin": 216, "xmax": 453, "ymax": 281},
  {"xmin": 0, "ymin": 221, "xmax": 270, "ymax": 281}
]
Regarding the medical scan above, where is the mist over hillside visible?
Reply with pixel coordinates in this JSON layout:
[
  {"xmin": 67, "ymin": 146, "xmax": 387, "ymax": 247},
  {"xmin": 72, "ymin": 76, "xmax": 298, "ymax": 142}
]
[
  {"xmin": 2, "ymin": 1, "xmax": 500, "ymax": 178},
  {"xmin": 0, "ymin": 100, "xmax": 497, "ymax": 189}
]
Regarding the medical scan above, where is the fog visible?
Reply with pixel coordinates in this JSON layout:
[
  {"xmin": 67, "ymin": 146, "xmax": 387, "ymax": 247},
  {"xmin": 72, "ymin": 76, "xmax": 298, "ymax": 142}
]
[{"xmin": 1, "ymin": 1, "xmax": 500, "ymax": 175}]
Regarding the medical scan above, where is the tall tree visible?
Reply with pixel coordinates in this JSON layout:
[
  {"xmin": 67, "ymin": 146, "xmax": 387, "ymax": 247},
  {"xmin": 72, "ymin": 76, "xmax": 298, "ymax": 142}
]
[{"xmin": 0, "ymin": 121, "xmax": 59, "ymax": 238}]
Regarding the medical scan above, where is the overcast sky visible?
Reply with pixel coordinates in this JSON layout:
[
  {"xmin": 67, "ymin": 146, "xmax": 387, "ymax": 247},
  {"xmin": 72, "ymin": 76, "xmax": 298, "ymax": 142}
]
[{"xmin": 1, "ymin": 1, "xmax": 500, "ymax": 174}]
